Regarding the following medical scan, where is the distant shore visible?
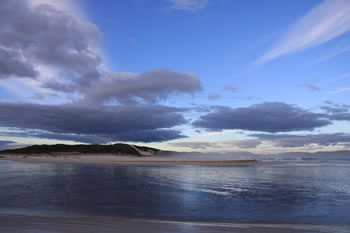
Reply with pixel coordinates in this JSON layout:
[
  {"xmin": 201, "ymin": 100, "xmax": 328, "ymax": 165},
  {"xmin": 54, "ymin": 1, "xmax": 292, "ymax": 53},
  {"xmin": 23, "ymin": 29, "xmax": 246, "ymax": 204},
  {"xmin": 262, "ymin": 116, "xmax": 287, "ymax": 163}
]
[{"xmin": 0, "ymin": 154, "xmax": 258, "ymax": 165}]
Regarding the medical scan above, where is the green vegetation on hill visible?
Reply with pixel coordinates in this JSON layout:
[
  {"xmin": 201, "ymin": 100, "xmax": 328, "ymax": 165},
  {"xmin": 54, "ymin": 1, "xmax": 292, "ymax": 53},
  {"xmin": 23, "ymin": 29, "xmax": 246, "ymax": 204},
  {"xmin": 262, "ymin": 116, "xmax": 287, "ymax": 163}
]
[{"xmin": 0, "ymin": 144, "xmax": 161, "ymax": 156}]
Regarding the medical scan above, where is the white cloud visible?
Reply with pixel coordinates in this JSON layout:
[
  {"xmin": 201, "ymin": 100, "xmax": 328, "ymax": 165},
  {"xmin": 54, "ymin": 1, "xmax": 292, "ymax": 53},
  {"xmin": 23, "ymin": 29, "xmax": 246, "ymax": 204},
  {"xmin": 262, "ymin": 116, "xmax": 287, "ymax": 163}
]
[
  {"xmin": 168, "ymin": 0, "xmax": 208, "ymax": 12},
  {"xmin": 256, "ymin": 0, "xmax": 350, "ymax": 65},
  {"xmin": 311, "ymin": 45, "xmax": 350, "ymax": 64},
  {"xmin": 328, "ymin": 88, "xmax": 350, "ymax": 94},
  {"xmin": 320, "ymin": 72, "xmax": 350, "ymax": 86}
]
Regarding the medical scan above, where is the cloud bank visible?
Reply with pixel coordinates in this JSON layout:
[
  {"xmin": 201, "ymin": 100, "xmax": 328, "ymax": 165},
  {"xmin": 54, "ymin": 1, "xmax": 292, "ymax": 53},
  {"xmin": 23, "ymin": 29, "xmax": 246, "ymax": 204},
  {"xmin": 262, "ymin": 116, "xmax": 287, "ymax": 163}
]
[
  {"xmin": 0, "ymin": 102, "xmax": 187, "ymax": 143},
  {"xmin": 82, "ymin": 69, "xmax": 202, "ymax": 105},
  {"xmin": 252, "ymin": 133, "xmax": 350, "ymax": 148},
  {"xmin": 193, "ymin": 102, "xmax": 331, "ymax": 133}
]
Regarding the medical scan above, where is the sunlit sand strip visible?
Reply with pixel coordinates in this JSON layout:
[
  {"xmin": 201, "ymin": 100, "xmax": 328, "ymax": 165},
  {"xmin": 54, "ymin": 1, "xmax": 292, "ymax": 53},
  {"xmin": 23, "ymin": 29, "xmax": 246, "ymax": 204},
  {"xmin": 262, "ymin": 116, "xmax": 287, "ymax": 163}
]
[{"xmin": 0, "ymin": 154, "xmax": 258, "ymax": 165}]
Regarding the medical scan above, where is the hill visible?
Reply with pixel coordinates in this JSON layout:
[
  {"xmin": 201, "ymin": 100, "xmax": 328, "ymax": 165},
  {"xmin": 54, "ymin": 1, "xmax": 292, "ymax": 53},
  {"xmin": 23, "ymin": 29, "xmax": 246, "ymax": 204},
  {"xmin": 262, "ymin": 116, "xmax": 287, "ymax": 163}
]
[{"xmin": 0, "ymin": 143, "xmax": 162, "ymax": 157}]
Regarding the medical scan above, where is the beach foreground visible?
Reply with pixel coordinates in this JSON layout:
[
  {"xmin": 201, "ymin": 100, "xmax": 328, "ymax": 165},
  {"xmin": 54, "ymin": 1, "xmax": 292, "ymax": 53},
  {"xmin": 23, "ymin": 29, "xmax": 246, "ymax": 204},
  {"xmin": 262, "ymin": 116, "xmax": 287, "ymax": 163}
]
[
  {"xmin": 0, "ymin": 214, "xmax": 348, "ymax": 233},
  {"xmin": 0, "ymin": 154, "xmax": 257, "ymax": 165}
]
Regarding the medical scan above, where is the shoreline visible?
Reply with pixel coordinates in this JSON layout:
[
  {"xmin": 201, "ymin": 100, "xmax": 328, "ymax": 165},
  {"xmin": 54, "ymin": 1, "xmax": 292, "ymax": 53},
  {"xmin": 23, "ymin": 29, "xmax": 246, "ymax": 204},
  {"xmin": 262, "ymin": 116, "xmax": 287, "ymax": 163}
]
[
  {"xmin": 0, "ymin": 154, "xmax": 258, "ymax": 165},
  {"xmin": 0, "ymin": 213, "xmax": 348, "ymax": 233}
]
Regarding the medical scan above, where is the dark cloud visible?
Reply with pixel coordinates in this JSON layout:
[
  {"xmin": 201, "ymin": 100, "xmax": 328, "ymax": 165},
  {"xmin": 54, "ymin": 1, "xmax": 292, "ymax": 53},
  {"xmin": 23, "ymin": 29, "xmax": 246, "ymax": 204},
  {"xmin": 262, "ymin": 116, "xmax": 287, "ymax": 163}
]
[
  {"xmin": 0, "ymin": 102, "xmax": 187, "ymax": 143},
  {"xmin": 251, "ymin": 133, "xmax": 350, "ymax": 148},
  {"xmin": 0, "ymin": 140, "xmax": 17, "ymax": 151},
  {"xmin": 320, "ymin": 101, "xmax": 350, "ymax": 114},
  {"xmin": 0, "ymin": 48, "xmax": 37, "ymax": 78},
  {"xmin": 0, "ymin": 140, "xmax": 14, "ymax": 146},
  {"xmin": 328, "ymin": 113, "xmax": 350, "ymax": 121},
  {"xmin": 208, "ymin": 93, "xmax": 221, "ymax": 100},
  {"xmin": 320, "ymin": 101, "xmax": 350, "ymax": 121},
  {"xmin": 81, "ymin": 69, "xmax": 202, "ymax": 104},
  {"xmin": 0, "ymin": 0, "xmax": 101, "ymax": 85},
  {"xmin": 193, "ymin": 102, "xmax": 331, "ymax": 133}
]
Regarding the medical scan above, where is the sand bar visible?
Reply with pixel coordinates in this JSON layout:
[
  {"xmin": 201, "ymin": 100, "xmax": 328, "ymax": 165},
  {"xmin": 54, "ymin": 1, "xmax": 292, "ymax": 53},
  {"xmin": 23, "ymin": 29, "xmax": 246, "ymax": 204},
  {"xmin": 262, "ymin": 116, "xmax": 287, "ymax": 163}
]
[{"xmin": 0, "ymin": 154, "xmax": 258, "ymax": 165}]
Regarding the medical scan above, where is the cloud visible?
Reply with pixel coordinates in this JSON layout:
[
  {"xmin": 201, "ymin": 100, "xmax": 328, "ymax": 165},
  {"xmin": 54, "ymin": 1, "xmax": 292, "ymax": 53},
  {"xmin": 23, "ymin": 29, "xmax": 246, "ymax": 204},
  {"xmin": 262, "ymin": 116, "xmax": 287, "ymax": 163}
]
[
  {"xmin": 221, "ymin": 140, "xmax": 261, "ymax": 149},
  {"xmin": 81, "ymin": 69, "xmax": 202, "ymax": 105},
  {"xmin": 302, "ymin": 83, "xmax": 321, "ymax": 92},
  {"xmin": 224, "ymin": 86, "xmax": 238, "ymax": 93},
  {"xmin": 0, "ymin": 0, "xmax": 205, "ymax": 145},
  {"xmin": 0, "ymin": 0, "xmax": 101, "ymax": 87},
  {"xmin": 251, "ymin": 133, "xmax": 350, "ymax": 148},
  {"xmin": 328, "ymin": 88, "xmax": 350, "ymax": 94},
  {"xmin": 0, "ymin": 140, "xmax": 14, "ymax": 146},
  {"xmin": 0, "ymin": 102, "xmax": 187, "ymax": 143},
  {"xmin": 169, "ymin": 139, "xmax": 261, "ymax": 149},
  {"xmin": 208, "ymin": 93, "xmax": 221, "ymax": 100},
  {"xmin": 320, "ymin": 101, "xmax": 350, "ymax": 113},
  {"xmin": 168, "ymin": 141, "xmax": 218, "ymax": 149},
  {"xmin": 167, "ymin": 0, "xmax": 208, "ymax": 12},
  {"xmin": 0, "ymin": 48, "xmax": 37, "ymax": 78},
  {"xmin": 0, "ymin": 140, "xmax": 24, "ymax": 151},
  {"xmin": 319, "ymin": 72, "xmax": 350, "ymax": 86},
  {"xmin": 193, "ymin": 102, "xmax": 331, "ymax": 133},
  {"xmin": 312, "ymin": 45, "xmax": 350, "ymax": 64},
  {"xmin": 256, "ymin": 0, "xmax": 350, "ymax": 64}
]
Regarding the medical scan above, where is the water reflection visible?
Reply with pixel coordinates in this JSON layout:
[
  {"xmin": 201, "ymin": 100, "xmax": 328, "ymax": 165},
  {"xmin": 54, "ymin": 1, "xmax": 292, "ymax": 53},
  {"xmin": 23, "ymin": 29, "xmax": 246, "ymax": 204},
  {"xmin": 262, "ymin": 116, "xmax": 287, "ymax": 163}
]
[{"xmin": 0, "ymin": 160, "xmax": 350, "ymax": 224}]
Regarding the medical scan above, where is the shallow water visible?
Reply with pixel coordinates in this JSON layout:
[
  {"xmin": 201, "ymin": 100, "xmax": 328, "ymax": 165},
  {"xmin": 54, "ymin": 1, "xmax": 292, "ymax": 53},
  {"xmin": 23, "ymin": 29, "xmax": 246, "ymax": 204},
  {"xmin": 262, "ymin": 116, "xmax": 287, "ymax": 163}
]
[{"xmin": 0, "ymin": 159, "xmax": 350, "ymax": 226}]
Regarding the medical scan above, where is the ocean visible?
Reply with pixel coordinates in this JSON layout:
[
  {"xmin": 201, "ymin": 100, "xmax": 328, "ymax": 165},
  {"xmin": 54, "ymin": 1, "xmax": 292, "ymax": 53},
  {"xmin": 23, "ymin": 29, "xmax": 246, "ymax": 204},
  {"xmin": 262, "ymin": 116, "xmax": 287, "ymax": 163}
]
[{"xmin": 0, "ymin": 157, "xmax": 350, "ymax": 232}]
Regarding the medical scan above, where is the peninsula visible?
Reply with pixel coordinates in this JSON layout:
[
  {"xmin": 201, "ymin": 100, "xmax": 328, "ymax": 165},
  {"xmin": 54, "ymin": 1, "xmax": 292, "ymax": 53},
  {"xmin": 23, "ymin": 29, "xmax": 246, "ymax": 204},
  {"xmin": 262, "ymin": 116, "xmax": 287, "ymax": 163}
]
[{"xmin": 0, "ymin": 144, "xmax": 257, "ymax": 165}]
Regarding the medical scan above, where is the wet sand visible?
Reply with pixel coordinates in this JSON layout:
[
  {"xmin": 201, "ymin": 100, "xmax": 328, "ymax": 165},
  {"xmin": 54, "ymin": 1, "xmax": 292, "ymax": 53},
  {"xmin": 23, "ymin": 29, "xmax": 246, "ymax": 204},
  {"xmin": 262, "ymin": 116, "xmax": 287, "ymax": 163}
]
[
  {"xmin": 0, "ymin": 154, "xmax": 257, "ymax": 165},
  {"xmin": 0, "ymin": 214, "xmax": 348, "ymax": 233}
]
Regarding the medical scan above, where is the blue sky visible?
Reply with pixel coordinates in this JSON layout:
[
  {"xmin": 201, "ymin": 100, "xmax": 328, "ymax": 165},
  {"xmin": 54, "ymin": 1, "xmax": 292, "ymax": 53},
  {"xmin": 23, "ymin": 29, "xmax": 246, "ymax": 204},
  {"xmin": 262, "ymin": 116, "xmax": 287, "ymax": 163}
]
[{"xmin": 0, "ymin": 0, "xmax": 350, "ymax": 153}]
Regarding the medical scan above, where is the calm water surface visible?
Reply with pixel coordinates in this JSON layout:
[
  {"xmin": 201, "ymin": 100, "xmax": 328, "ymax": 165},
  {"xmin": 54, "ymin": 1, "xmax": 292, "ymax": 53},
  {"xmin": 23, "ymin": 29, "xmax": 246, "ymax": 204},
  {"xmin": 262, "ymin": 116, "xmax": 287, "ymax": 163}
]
[{"xmin": 0, "ymin": 159, "xmax": 350, "ymax": 225}]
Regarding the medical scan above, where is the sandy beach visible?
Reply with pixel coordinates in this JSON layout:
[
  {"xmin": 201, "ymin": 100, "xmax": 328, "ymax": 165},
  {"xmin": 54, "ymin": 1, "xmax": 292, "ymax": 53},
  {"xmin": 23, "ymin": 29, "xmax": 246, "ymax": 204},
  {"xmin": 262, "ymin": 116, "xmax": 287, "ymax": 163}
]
[{"xmin": 0, "ymin": 154, "xmax": 258, "ymax": 165}]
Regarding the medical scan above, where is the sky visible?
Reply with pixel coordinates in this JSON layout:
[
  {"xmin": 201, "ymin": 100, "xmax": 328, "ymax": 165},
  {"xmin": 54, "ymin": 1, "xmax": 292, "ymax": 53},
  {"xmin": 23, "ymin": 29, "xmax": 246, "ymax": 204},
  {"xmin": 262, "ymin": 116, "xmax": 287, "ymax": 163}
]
[{"xmin": 0, "ymin": 0, "xmax": 350, "ymax": 154}]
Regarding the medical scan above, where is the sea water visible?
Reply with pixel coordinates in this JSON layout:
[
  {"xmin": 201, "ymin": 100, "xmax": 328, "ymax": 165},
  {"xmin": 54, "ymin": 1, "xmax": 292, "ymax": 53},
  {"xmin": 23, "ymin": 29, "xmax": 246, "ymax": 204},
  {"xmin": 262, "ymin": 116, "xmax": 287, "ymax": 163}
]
[{"xmin": 0, "ymin": 158, "xmax": 350, "ymax": 231}]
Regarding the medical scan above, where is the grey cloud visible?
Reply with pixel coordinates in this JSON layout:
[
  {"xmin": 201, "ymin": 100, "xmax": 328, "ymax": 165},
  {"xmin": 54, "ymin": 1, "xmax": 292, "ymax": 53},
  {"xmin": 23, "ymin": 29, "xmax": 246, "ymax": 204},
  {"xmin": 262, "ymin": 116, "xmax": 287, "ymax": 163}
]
[
  {"xmin": 0, "ymin": 140, "xmax": 16, "ymax": 151},
  {"xmin": 82, "ymin": 69, "xmax": 202, "ymax": 104},
  {"xmin": 251, "ymin": 133, "xmax": 350, "ymax": 148},
  {"xmin": 303, "ymin": 83, "xmax": 320, "ymax": 92},
  {"xmin": 169, "ymin": 139, "xmax": 261, "ymax": 150},
  {"xmin": 329, "ymin": 113, "xmax": 350, "ymax": 121},
  {"xmin": 0, "ymin": 102, "xmax": 187, "ymax": 143},
  {"xmin": 168, "ymin": 141, "xmax": 218, "ymax": 149},
  {"xmin": 232, "ymin": 96, "xmax": 256, "ymax": 101},
  {"xmin": 208, "ymin": 93, "xmax": 221, "ymax": 100},
  {"xmin": 224, "ymin": 86, "xmax": 238, "ymax": 93},
  {"xmin": 0, "ymin": 0, "xmax": 101, "ymax": 85},
  {"xmin": 193, "ymin": 102, "xmax": 331, "ymax": 133},
  {"xmin": 320, "ymin": 101, "xmax": 350, "ymax": 120},
  {"xmin": 320, "ymin": 101, "xmax": 350, "ymax": 114},
  {"xmin": 190, "ymin": 103, "xmax": 212, "ymax": 113},
  {"xmin": 221, "ymin": 140, "xmax": 261, "ymax": 149},
  {"xmin": 0, "ymin": 140, "xmax": 14, "ymax": 146},
  {"xmin": 0, "ymin": 48, "xmax": 37, "ymax": 78},
  {"xmin": 2, "ymin": 129, "xmax": 185, "ymax": 144}
]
